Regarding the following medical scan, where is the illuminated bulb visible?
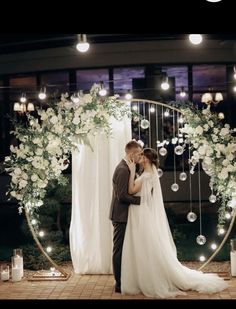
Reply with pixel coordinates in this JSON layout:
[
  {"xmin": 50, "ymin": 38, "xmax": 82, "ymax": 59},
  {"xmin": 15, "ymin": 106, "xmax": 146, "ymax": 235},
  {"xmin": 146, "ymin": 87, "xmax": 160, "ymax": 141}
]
[
  {"xmin": 233, "ymin": 86, "xmax": 236, "ymax": 92},
  {"xmin": 46, "ymin": 246, "xmax": 52, "ymax": 253},
  {"xmin": 199, "ymin": 255, "xmax": 206, "ymax": 262},
  {"xmin": 99, "ymin": 88, "xmax": 107, "ymax": 97},
  {"xmin": 225, "ymin": 212, "xmax": 231, "ymax": 220},
  {"xmin": 76, "ymin": 34, "xmax": 90, "ymax": 53},
  {"xmin": 206, "ymin": 0, "xmax": 221, "ymax": 2},
  {"xmin": 132, "ymin": 104, "xmax": 138, "ymax": 111},
  {"xmin": 39, "ymin": 231, "xmax": 45, "ymax": 237},
  {"xmin": 125, "ymin": 92, "xmax": 133, "ymax": 100},
  {"xmin": 189, "ymin": 34, "xmax": 203, "ymax": 45},
  {"xmin": 164, "ymin": 109, "xmax": 170, "ymax": 117},
  {"xmin": 38, "ymin": 89, "xmax": 46, "ymax": 100},
  {"xmin": 161, "ymin": 80, "xmax": 170, "ymax": 90},
  {"xmin": 31, "ymin": 219, "xmax": 37, "ymax": 225},
  {"xmin": 180, "ymin": 90, "xmax": 186, "ymax": 97},
  {"xmin": 218, "ymin": 228, "xmax": 225, "ymax": 235},
  {"xmin": 234, "ymin": 73, "xmax": 236, "ymax": 80},
  {"xmin": 211, "ymin": 243, "xmax": 217, "ymax": 250},
  {"xmin": 20, "ymin": 94, "xmax": 27, "ymax": 103},
  {"xmin": 150, "ymin": 105, "xmax": 155, "ymax": 113}
]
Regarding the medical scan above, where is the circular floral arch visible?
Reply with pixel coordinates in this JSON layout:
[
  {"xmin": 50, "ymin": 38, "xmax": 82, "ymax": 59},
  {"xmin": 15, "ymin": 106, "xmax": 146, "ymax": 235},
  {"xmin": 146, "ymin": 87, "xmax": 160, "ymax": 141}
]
[{"xmin": 4, "ymin": 87, "xmax": 236, "ymax": 276}]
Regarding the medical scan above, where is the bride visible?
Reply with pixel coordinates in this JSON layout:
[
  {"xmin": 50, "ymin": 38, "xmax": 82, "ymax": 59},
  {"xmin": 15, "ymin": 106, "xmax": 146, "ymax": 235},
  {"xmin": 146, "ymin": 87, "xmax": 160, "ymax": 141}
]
[{"xmin": 121, "ymin": 148, "xmax": 228, "ymax": 298}]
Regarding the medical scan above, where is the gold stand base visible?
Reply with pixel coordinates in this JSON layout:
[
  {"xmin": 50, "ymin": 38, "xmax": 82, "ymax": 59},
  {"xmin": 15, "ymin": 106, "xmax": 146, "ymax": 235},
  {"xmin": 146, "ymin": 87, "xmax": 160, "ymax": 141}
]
[{"xmin": 28, "ymin": 270, "xmax": 71, "ymax": 281}]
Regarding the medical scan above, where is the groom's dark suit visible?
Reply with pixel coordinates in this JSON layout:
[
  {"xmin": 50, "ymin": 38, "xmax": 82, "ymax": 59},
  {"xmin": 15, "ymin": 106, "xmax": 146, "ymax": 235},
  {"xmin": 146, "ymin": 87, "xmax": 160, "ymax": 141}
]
[{"xmin": 109, "ymin": 159, "xmax": 140, "ymax": 291}]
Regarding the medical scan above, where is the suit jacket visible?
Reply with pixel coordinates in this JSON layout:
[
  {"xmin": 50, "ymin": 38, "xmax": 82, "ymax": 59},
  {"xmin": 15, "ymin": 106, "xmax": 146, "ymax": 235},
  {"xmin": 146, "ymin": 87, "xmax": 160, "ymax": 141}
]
[{"xmin": 109, "ymin": 159, "xmax": 140, "ymax": 223}]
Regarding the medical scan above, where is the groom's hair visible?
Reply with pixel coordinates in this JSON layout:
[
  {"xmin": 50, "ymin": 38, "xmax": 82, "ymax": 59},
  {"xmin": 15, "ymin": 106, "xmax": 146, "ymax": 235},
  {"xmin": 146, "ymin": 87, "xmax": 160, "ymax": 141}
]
[{"xmin": 125, "ymin": 140, "xmax": 142, "ymax": 154}]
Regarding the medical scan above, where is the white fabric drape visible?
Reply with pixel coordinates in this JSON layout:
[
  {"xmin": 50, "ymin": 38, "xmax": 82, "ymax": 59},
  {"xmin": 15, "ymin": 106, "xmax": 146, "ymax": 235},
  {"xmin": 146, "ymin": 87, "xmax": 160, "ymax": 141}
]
[{"xmin": 70, "ymin": 116, "xmax": 131, "ymax": 274}]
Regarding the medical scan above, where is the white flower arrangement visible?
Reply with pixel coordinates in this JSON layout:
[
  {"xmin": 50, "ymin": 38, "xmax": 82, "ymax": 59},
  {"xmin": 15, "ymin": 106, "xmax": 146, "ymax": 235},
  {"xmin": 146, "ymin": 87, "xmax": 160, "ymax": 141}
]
[
  {"xmin": 180, "ymin": 104, "xmax": 236, "ymax": 226},
  {"xmin": 4, "ymin": 84, "xmax": 131, "ymax": 215}
]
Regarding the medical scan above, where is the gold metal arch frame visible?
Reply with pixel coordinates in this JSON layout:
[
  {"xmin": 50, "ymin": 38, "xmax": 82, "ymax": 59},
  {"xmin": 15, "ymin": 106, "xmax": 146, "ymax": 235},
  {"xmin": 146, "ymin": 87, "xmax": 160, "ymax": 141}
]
[
  {"xmin": 25, "ymin": 98, "xmax": 235, "ymax": 280},
  {"xmin": 131, "ymin": 98, "xmax": 236, "ymax": 271}
]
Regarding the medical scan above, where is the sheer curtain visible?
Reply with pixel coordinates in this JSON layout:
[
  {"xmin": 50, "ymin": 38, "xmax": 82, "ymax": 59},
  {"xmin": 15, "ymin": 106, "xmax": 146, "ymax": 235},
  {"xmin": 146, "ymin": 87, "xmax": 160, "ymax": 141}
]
[{"xmin": 70, "ymin": 116, "xmax": 131, "ymax": 274}]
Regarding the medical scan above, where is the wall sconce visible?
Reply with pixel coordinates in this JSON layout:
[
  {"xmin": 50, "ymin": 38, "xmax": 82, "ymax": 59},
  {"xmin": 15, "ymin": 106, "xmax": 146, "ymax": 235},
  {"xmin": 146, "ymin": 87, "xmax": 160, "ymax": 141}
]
[
  {"xmin": 201, "ymin": 90, "xmax": 223, "ymax": 105},
  {"xmin": 14, "ymin": 102, "xmax": 35, "ymax": 113}
]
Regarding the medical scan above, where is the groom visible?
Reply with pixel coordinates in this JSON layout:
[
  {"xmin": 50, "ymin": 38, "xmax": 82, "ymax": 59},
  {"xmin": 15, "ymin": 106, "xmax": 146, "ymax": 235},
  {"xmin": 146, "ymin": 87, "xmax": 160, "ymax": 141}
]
[{"xmin": 109, "ymin": 140, "xmax": 143, "ymax": 293}]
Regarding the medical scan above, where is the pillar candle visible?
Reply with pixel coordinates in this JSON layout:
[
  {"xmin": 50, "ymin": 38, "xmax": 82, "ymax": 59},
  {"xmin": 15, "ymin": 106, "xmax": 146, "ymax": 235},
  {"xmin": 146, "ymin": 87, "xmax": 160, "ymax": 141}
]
[
  {"xmin": 13, "ymin": 255, "xmax": 24, "ymax": 278},
  {"xmin": 12, "ymin": 267, "xmax": 21, "ymax": 282},
  {"xmin": 1, "ymin": 268, "xmax": 9, "ymax": 281}
]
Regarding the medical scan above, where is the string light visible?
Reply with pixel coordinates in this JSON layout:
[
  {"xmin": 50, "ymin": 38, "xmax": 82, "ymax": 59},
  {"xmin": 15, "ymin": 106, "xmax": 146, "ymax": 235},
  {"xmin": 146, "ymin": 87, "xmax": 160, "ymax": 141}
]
[{"xmin": 76, "ymin": 34, "xmax": 90, "ymax": 53}]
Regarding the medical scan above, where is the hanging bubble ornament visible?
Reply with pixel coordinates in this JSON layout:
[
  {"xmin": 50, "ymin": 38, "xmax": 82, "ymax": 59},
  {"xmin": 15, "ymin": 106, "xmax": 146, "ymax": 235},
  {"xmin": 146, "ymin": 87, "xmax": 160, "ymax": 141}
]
[
  {"xmin": 174, "ymin": 145, "xmax": 184, "ymax": 155},
  {"xmin": 140, "ymin": 119, "xmax": 150, "ymax": 129},
  {"xmin": 171, "ymin": 183, "xmax": 179, "ymax": 192},
  {"xmin": 196, "ymin": 234, "xmax": 206, "ymax": 245},
  {"xmin": 159, "ymin": 147, "xmax": 167, "ymax": 156},
  {"xmin": 179, "ymin": 172, "xmax": 187, "ymax": 181},
  {"xmin": 187, "ymin": 211, "xmax": 197, "ymax": 222},
  {"xmin": 209, "ymin": 194, "xmax": 217, "ymax": 203},
  {"xmin": 157, "ymin": 168, "xmax": 163, "ymax": 178}
]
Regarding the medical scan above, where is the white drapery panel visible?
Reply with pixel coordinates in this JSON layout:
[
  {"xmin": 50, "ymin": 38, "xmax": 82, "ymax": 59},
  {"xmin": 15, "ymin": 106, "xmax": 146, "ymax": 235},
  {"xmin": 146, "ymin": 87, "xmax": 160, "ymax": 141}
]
[{"xmin": 70, "ymin": 116, "xmax": 131, "ymax": 274}]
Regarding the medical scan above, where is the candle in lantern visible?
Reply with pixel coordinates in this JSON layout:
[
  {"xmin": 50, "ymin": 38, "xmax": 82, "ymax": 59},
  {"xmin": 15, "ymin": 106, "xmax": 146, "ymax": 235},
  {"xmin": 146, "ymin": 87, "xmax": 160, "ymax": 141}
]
[
  {"xmin": 13, "ymin": 249, "xmax": 24, "ymax": 278},
  {"xmin": 0, "ymin": 265, "xmax": 9, "ymax": 281},
  {"xmin": 12, "ymin": 267, "xmax": 22, "ymax": 282}
]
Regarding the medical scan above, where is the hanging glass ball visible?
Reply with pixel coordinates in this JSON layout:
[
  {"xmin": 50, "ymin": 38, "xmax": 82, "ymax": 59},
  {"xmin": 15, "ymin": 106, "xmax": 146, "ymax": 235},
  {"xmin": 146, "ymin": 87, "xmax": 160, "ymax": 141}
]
[
  {"xmin": 157, "ymin": 168, "xmax": 163, "ymax": 178},
  {"xmin": 187, "ymin": 211, "xmax": 197, "ymax": 222},
  {"xmin": 196, "ymin": 235, "xmax": 206, "ymax": 245},
  {"xmin": 209, "ymin": 194, "xmax": 217, "ymax": 203},
  {"xmin": 174, "ymin": 145, "xmax": 184, "ymax": 155},
  {"xmin": 140, "ymin": 119, "xmax": 150, "ymax": 129},
  {"xmin": 179, "ymin": 172, "xmax": 187, "ymax": 181},
  {"xmin": 171, "ymin": 183, "xmax": 179, "ymax": 192},
  {"xmin": 159, "ymin": 147, "xmax": 167, "ymax": 156}
]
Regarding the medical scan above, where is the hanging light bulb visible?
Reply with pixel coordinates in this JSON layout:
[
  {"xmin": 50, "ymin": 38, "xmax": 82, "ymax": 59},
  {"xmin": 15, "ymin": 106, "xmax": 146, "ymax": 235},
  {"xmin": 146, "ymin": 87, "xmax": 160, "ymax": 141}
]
[
  {"xmin": 206, "ymin": 0, "xmax": 222, "ymax": 2},
  {"xmin": 150, "ymin": 105, "xmax": 155, "ymax": 113},
  {"xmin": 20, "ymin": 93, "xmax": 27, "ymax": 103},
  {"xmin": 189, "ymin": 34, "xmax": 203, "ymax": 45},
  {"xmin": 211, "ymin": 243, "xmax": 217, "ymax": 250},
  {"xmin": 38, "ymin": 87, "xmax": 47, "ymax": 100},
  {"xmin": 76, "ymin": 34, "xmax": 90, "ymax": 53},
  {"xmin": 125, "ymin": 90, "xmax": 133, "ymax": 101},
  {"xmin": 179, "ymin": 86, "xmax": 186, "ymax": 98},
  {"xmin": 98, "ymin": 82, "xmax": 107, "ymax": 96},
  {"xmin": 161, "ymin": 76, "xmax": 170, "ymax": 90},
  {"xmin": 187, "ymin": 212, "xmax": 197, "ymax": 222},
  {"xmin": 164, "ymin": 109, "xmax": 170, "ymax": 117}
]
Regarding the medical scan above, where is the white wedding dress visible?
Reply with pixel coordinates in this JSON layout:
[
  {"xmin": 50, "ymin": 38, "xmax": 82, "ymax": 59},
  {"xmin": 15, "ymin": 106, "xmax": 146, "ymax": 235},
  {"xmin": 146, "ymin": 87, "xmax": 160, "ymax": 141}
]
[{"xmin": 121, "ymin": 165, "xmax": 228, "ymax": 298}]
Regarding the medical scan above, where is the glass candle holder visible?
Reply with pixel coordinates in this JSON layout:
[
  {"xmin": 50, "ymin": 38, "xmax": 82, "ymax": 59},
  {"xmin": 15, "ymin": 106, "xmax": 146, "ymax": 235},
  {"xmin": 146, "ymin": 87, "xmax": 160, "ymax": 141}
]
[
  {"xmin": 0, "ymin": 265, "xmax": 9, "ymax": 281},
  {"xmin": 13, "ymin": 248, "xmax": 24, "ymax": 278},
  {"xmin": 11, "ymin": 257, "xmax": 22, "ymax": 282}
]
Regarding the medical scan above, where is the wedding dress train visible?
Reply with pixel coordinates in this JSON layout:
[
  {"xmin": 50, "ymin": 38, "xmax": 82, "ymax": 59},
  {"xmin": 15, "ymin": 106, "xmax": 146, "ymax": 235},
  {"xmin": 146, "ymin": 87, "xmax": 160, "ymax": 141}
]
[{"xmin": 121, "ymin": 166, "xmax": 228, "ymax": 298}]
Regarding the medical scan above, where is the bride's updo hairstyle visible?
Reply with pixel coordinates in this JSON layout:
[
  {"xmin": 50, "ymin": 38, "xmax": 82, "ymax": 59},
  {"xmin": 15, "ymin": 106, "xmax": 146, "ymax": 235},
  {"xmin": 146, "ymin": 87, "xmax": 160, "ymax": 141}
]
[{"xmin": 143, "ymin": 148, "xmax": 159, "ymax": 168}]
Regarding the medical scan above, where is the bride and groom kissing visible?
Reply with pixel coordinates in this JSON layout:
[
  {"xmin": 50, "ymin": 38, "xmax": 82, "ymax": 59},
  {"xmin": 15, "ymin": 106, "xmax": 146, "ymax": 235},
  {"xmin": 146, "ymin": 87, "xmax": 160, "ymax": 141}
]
[{"xmin": 109, "ymin": 140, "xmax": 227, "ymax": 298}]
